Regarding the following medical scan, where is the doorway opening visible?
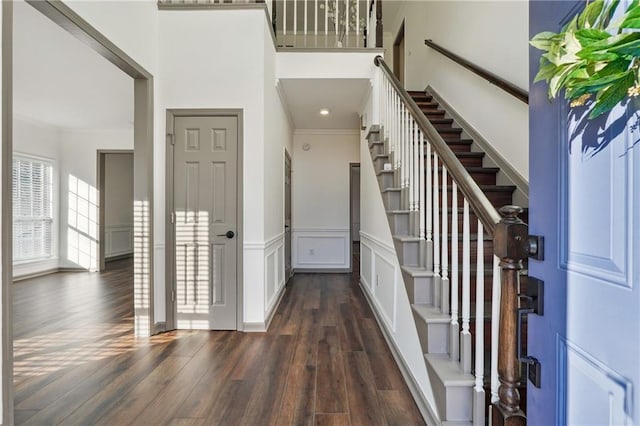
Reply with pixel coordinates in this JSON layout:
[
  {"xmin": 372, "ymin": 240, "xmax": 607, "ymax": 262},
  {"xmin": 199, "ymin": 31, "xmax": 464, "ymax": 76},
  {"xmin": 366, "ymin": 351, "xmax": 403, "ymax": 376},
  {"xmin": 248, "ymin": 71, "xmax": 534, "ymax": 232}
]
[
  {"xmin": 349, "ymin": 163, "xmax": 360, "ymax": 272},
  {"xmin": 97, "ymin": 150, "xmax": 134, "ymax": 271},
  {"xmin": 393, "ymin": 21, "xmax": 405, "ymax": 87},
  {"xmin": 3, "ymin": 0, "xmax": 154, "ymax": 422}
]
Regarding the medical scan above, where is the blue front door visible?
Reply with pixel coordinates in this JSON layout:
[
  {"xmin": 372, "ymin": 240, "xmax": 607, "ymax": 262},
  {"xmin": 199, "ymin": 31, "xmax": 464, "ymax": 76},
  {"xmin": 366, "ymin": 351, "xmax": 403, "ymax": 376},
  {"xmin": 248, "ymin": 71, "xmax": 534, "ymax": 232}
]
[{"xmin": 528, "ymin": 1, "xmax": 640, "ymax": 424}]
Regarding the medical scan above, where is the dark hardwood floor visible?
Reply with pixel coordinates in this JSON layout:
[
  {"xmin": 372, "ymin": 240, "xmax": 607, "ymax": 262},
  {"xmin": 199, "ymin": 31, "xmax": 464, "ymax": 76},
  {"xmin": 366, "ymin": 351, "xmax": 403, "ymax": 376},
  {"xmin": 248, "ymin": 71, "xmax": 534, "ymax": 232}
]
[{"xmin": 13, "ymin": 257, "xmax": 425, "ymax": 425}]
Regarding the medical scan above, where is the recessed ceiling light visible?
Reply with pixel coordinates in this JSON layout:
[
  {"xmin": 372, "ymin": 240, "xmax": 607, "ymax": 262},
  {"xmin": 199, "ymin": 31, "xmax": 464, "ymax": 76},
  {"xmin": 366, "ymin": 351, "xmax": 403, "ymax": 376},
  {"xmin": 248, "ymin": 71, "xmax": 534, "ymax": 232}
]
[{"xmin": 320, "ymin": 108, "xmax": 330, "ymax": 116}]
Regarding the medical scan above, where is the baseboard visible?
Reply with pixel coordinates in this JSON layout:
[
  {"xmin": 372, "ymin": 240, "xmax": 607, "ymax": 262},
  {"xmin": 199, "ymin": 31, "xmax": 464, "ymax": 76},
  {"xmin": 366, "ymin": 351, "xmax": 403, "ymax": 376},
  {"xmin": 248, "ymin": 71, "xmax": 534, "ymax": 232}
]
[
  {"xmin": 243, "ymin": 284, "xmax": 287, "ymax": 332},
  {"xmin": 105, "ymin": 253, "xmax": 133, "ymax": 262},
  {"xmin": 12, "ymin": 268, "xmax": 59, "ymax": 282},
  {"xmin": 359, "ymin": 279, "xmax": 441, "ymax": 426},
  {"xmin": 13, "ymin": 266, "xmax": 87, "ymax": 282},
  {"xmin": 293, "ymin": 268, "xmax": 350, "ymax": 273}
]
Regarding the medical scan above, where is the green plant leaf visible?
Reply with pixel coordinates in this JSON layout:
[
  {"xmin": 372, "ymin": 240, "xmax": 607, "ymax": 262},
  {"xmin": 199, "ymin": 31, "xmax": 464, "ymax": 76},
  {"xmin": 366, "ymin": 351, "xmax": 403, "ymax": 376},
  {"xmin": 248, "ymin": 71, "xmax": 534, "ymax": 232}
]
[
  {"xmin": 550, "ymin": 63, "xmax": 583, "ymax": 98},
  {"xmin": 579, "ymin": 31, "xmax": 640, "ymax": 52},
  {"xmin": 600, "ymin": 0, "xmax": 621, "ymax": 29},
  {"xmin": 588, "ymin": 70, "xmax": 634, "ymax": 118},
  {"xmin": 575, "ymin": 28, "xmax": 612, "ymax": 45},
  {"xmin": 530, "ymin": 31, "xmax": 561, "ymax": 50},
  {"xmin": 609, "ymin": 38, "xmax": 640, "ymax": 56},
  {"xmin": 578, "ymin": 0, "xmax": 604, "ymax": 28},
  {"xmin": 534, "ymin": 59, "xmax": 558, "ymax": 82}
]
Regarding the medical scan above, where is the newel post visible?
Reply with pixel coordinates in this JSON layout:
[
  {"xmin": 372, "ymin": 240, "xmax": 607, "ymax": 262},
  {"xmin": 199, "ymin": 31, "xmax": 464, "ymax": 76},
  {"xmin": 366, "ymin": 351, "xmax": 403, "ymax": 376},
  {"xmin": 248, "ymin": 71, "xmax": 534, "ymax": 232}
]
[
  {"xmin": 491, "ymin": 206, "xmax": 527, "ymax": 426},
  {"xmin": 375, "ymin": 0, "xmax": 383, "ymax": 48}
]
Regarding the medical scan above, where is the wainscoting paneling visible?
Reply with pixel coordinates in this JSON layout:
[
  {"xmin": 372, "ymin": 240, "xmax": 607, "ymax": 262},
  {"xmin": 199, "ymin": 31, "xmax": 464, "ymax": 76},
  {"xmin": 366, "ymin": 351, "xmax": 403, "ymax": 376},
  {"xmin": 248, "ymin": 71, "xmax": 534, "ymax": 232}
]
[
  {"xmin": 293, "ymin": 228, "xmax": 349, "ymax": 269},
  {"xmin": 360, "ymin": 232, "xmax": 398, "ymax": 332},
  {"xmin": 105, "ymin": 224, "xmax": 133, "ymax": 259},
  {"xmin": 243, "ymin": 234, "xmax": 286, "ymax": 331}
]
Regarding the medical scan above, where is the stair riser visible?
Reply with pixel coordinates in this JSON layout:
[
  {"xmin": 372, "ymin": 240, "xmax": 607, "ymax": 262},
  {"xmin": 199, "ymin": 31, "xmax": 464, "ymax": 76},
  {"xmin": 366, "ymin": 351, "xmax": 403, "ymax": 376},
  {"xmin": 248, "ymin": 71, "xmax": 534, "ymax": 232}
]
[
  {"xmin": 393, "ymin": 239, "xmax": 419, "ymax": 267},
  {"xmin": 445, "ymin": 240, "xmax": 494, "ymax": 264},
  {"xmin": 413, "ymin": 310, "xmax": 449, "ymax": 355},
  {"xmin": 388, "ymin": 213, "xmax": 409, "ymax": 236},
  {"xmin": 430, "ymin": 171, "xmax": 498, "ymax": 186},
  {"xmin": 382, "ymin": 191, "xmax": 400, "ymax": 210},
  {"xmin": 401, "ymin": 269, "xmax": 433, "ymax": 305},
  {"xmin": 425, "ymin": 361, "xmax": 473, "ymax": 422},
  {"xmin": 427, "ymin": 153, "xmax": 484, "ymax": 168},
  {"xmin": 369, "ymin": 143, "xmax": 385, "ymax": 156},
  {"xmin": 377, "ymin": 172, "xmax": 394, "ymax": 190},
  {"xmin": 373, "ymin": 156, "xmax": 390, "ymax": 172},
  {"xmin": 437, "ymin": 190, "xmax": 513, "ymax": 208}
]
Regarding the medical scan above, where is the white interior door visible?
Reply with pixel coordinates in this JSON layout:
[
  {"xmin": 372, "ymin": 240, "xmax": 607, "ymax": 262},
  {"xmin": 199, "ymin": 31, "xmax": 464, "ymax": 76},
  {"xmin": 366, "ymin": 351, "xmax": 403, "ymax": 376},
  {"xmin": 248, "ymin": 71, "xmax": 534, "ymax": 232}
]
[{"xmin": 173, "ymin": 116, "xmax": 237, "ymax": 330}]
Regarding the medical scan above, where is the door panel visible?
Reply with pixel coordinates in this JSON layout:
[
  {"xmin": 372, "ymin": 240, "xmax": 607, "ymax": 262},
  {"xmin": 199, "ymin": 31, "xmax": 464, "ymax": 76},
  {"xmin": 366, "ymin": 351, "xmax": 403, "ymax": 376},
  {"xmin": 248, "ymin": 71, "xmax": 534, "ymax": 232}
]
[
  {"xmin": 529, "ymin": 1, "xmax": 639, "ymax": 424},
  {"xmin": 173, "ymin": 116, "xmax": 237, "ymax": 330}
]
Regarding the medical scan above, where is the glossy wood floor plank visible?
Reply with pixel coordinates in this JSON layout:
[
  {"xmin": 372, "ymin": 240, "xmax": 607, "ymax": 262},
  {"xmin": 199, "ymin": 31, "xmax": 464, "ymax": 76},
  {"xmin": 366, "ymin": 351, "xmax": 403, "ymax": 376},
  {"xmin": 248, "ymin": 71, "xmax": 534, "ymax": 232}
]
[{"xmin": 13, "ymin": 260, "xmax": 425, "ymax": 425}]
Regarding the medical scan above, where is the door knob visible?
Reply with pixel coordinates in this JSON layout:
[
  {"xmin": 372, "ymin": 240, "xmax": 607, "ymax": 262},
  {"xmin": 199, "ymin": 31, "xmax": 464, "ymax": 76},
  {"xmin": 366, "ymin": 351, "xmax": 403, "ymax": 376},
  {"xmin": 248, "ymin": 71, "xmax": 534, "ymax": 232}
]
[{"xmin": 217, "ymin": 231, "xmax": 235, "ymax": 239}]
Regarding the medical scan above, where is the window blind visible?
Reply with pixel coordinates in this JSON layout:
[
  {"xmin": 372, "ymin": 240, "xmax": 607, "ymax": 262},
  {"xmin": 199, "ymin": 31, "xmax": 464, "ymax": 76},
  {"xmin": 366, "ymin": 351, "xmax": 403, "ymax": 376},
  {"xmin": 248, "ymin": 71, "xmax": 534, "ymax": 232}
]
[{"xmin": 13, "ymin": 156, "xmax": 54, "ymax": 262}]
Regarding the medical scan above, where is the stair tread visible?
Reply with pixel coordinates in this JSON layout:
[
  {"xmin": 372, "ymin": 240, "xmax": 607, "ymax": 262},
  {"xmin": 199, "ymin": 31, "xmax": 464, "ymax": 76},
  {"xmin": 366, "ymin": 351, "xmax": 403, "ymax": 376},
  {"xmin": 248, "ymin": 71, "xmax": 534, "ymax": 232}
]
[
  {"xmin": 424, "ymin": 353, "xmax": 475, "ymax": 386},
  {"xmin": 436, "ymin": 166, "xmax": 499, "ymax": 174},
  {"xmin": 373, "ymin": 154, "xmax": 389, "ymax": 160},
  {"xmin": 387, "ymin": 209, "xmax": 409, "ymax": 215},
  {"xmin": 393, "ymin": 234, "xmax": 421, "ymax": 243},
  {"xmin": 376, "ymin": 169, "xmax": 394, "ymax": 176},
  {"xmin": 401, "ymin": 265, "xmax": 435, "ymax": 278},
  {"xmin": 381, "ymin": 187, "xmax": 401, "ymax": 193},
  {"xmin": 412, "ymin": 304, "xmax": 450, "ymax": 323}
]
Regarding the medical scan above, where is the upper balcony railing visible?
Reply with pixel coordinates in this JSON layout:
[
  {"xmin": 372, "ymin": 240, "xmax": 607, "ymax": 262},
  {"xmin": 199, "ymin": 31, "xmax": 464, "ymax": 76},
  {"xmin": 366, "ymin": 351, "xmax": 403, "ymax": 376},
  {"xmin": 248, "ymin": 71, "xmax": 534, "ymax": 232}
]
[{"xmin": 158, "ymin": 0, "xmax": 383, "ymax": 49}]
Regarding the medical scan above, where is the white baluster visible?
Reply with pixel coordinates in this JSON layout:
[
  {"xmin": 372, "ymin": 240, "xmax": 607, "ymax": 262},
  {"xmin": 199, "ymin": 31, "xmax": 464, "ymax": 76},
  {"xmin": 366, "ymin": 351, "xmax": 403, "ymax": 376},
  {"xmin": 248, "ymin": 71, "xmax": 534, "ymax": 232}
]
[
  {"xmin": 345, "ymin": 0, "xmax": 349, "ymax": 47},
  {"xmin": 433, "ymin": 153, "xmax": 440, "ymax": 308},
  {"xmin": 304, "ymin": 0, "xmax": 308, "ymax": 47},
  {"xmin": 335, "ymin": 0, "xmax": 338, "ymax": 42},
  {"xmin": 441, "ymin": 166, "xmax": 449, "ymax": 313},
  {"xmin": 294, "ymin": 0, "xmax": 297, "ymax": 45},
  {"xmin": 490, "ymin": 254, "xmax": 501, "ymax": 403},
  {"xmin": 325, "ymin": 0, "xmax": 328, "ymax": 47},
  {"xmin": 474, "ymin": 220, "xmax": 486, "ymax": 425},
  {"xmin": 355, "ymin": 0, "xmax": 360, "ymax": 47},
  {"xmin": 315, "ymin": 0, "xmax": 318, "ymax": 47},
  {"xmin": 461, "ymin": 199, "xmax": 471, "ymax": 373},
  {"xmin": 283, "ymin": 0, "xmax": 287, "ymax": 47},
  {"xmin": 408, "ymin": 116, "xmax": 414, "ymax": 220},
  {"xmin": 450, "ymin": 181, "xmax": 459, "ymax": 360},
  {"xmin": 419, "ymin": 131, "xmax": 425, "ymax": 240},
  {"xmin": 426, "ymin": 143, "xmax": 432, "ymax": 248}
]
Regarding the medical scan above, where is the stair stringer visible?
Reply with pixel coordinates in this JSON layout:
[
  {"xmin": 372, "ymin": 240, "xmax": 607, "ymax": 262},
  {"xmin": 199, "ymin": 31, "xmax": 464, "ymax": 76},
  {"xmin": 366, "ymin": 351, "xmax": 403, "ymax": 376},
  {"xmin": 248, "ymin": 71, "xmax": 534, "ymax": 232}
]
[{"xmin": 360, "ymin": 127, "xmax": 441, "ymax": 425}]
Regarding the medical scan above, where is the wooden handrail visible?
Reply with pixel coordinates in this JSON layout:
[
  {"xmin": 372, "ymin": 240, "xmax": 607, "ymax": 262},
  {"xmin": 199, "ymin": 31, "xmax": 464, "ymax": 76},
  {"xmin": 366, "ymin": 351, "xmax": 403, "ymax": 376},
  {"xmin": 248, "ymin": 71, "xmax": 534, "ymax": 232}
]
[
  {"xmin": 424, "ymin": 39, "xmax": 528, "ymax": 104},
  {"xmin": 374, "ymin": 55, "xmax": 501, "ymax": 235}
]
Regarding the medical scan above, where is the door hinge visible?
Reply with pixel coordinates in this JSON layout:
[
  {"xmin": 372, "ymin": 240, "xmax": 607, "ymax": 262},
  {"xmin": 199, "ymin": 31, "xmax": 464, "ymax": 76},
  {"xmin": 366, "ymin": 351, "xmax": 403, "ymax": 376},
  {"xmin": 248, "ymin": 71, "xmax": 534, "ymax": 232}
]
[
  {"xmin": 170, "ymin": 212, "xmax": 175, "ymax": 224},
  {"xmin": 167, "ymin": 132, "xmax": 175, "ymax": 145},
  {"xmin": 172, "ymin": 290, "xmax": 175, "ymax": 302}
]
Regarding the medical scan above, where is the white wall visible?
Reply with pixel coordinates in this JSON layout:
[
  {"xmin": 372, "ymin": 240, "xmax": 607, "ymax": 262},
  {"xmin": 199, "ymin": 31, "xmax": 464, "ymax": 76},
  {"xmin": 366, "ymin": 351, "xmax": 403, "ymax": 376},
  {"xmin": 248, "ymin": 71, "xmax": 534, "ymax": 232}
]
[
  {"xmin": 104, "ymin": 153, "xmax": 134, "ymax": 259},
  {"xmin": 12, "ymin": 118, "xmax": 61, "ymax": 278},
  {"xmin": 159, "ymin": 9, "xmax": 280, "ymax": 328},
  {"xmin": 58, "ymin": 129, "xmax": 133, "ymax": 270},
  {"xmin": 386, "ymin": 1, "xmax": 529, "ymax": 180},
  {"xmin": 292, "ymin": 130, "xmax": 359, "ymax": 270}
]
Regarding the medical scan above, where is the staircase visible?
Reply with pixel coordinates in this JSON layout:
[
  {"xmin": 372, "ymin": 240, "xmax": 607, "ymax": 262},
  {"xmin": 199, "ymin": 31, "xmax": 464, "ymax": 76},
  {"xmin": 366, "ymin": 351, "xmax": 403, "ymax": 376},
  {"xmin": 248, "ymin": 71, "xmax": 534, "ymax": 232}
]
[{"xmin": 367, "ymin": 80, "xmax": 528, "ymax": 424}]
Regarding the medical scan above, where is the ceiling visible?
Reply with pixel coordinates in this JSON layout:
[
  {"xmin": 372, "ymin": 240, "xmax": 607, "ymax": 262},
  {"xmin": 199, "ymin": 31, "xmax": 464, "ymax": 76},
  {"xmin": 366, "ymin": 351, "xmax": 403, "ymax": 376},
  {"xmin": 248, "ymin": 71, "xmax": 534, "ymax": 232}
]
[
  {"xmin": 278, "ymin": 78, "xmax": 371, "ymax": 129},
  {"xmin": 13, "ymin": 1, "xmax": 133, "ymax": 130}
]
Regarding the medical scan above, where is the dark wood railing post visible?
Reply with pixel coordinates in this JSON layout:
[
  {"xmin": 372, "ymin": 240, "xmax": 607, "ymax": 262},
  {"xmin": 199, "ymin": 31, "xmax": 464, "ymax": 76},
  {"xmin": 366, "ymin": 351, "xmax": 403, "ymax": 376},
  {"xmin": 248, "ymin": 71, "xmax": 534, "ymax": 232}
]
[
  {"xmin": 492, "ymin": 205, "xmax": 527, "ymax": 426},
  {"xmin": 375, "ymin": 0, "xmax": 383, "ymax": 48}
]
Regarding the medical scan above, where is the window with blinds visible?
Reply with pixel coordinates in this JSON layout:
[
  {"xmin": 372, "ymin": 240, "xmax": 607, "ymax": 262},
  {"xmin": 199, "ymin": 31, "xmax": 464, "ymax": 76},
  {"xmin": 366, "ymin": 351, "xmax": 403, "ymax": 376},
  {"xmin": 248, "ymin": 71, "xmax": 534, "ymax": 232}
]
[{"xmin": 13, "ymin": 155, "xmax": 54, "ymax": 262}]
